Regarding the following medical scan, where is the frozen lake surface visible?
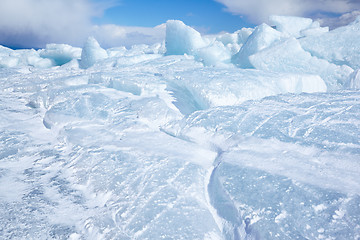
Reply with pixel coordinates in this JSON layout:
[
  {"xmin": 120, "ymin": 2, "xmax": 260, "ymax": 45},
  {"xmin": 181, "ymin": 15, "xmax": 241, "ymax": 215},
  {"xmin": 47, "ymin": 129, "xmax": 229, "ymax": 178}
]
[{"xmin": 0, "ymin": 16, "xmax": 360, "ymax": 239}]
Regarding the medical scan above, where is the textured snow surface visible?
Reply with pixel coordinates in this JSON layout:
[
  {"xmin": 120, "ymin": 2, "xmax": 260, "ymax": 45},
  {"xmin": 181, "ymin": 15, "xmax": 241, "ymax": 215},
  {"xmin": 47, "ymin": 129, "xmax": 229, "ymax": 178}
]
[{"xmin": 1, "ymin": 16, "xmax": 360, "ymax": 240}]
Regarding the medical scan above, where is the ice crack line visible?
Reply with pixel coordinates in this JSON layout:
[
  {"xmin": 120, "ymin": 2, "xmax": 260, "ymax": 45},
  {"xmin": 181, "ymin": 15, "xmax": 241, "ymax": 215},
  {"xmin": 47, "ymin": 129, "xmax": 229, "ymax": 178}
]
[{"xmin": 206, "ymin": 147, "xmax": 259, "ymax": 240}]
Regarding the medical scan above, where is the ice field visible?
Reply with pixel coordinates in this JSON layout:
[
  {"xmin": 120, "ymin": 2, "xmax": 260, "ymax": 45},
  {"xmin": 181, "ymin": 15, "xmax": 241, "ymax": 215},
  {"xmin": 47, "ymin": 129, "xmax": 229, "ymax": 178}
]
[{"xmin": 0, "ymin": 16, "xmax": 360, "ymax": 239}]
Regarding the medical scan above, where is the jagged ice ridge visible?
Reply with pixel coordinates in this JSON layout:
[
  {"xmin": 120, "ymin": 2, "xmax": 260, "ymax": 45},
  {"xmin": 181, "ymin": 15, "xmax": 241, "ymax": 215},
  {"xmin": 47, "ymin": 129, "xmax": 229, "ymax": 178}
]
[{"xmin": 0, "ymin": 15, "xmax": 360, "ymax": 240}]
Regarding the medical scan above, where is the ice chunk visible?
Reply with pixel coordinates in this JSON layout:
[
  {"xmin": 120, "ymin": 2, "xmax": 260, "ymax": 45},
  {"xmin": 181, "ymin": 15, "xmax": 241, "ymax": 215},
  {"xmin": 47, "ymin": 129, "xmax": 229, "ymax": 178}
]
[
  {"xmin": 215, "ymin": 29, "xmax": 253, "ymax": 56},
  {"xmin": 214, "ymin": 27, "xmax": 253, "ymax": 46},
  {"xmin": 345, "ymin": 69, "xmax": 360, "ymax": 89},
  {"xmin": 26, "ymin": 54, "xmax": 53, "ymax": 68},
  {"xmin": 299, "ymin": 20, "xmax": 329, "ymax": 37},
  {"xmin": 59, "ymin": 59, "xmax": 80, "ymax": 70},
  {"xmin": 0, "ymin": 46, "xmax": 18, "ymax": 68},
  {"xmin": 236, "ymin": 28, "xmax": 254, "ymax": 44},
  {"xmin": 249, "ymin": 38, "xmax": 353, "ymax": 90},
  {"xmin": 215, "ymin": 32, "xmax": 238, "ymax": 46},
  {"xmin": 170, "ymin": 68, "xmax": 326, "ymax": 112},
  {"xmin": 128, "ymin": 44, "xmax": 153, "ymax": 55},
  {"xmin": 80, "ymin": 37, "xmax": 108, "ymax": 69},
  {"xmin": 0, "ymin": 56, "xmax": 19, "ymax": 68},
  {"xmin": 165, "ymin": 20, "xmax": 207, "ymax": 55},
  {"xmin": 39, "ymin": 44, "xmax": 81, "ymax": 66},
  {"xmin": 269, "ymin": 15, "xmax": 313, "ymax": 38},
  {"xmin": 196, "ymin": 41, "xmax": 231, "ymax": 66},
  {"xmin": 106, "ymin": 46, "xmax": 127, "ymax": 58},
  {"xmin": 0, "ymin": 47, "xmax": 54, "ymax": 68},
  {"xmin": 300, "ymin": 18, "xmax": 360, "ymax": 69},
  {"xmin": 300, "ymin": 26, "xmax": 329, "ymax": 37},
  {"xmin": 13, "ymin": 49, "xmax": 53, "ymax": 68},
  {"xmin": 232, "ymin": 23, "xmax": 283, "ymax": 68}
]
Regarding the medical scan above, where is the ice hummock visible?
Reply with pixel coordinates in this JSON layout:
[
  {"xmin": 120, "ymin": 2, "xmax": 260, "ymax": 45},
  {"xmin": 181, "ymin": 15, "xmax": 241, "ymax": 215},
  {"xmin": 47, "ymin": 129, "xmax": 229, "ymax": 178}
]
[
  {"xmin": 80, "ymin": 36, "xmax": 108, "ymax": 69},
  {"xmin": 39, "ymin": 44, "xmax": 82, "ymax": 66},
  {"xmin": 249, "ymin": 37, "xmax": 353, "ymax": 90},
  {"xmin": 232, "ymin": 23, "xmax": 284, "ymax": 68},
  {"xmin": 0, "ymin": 15, "xmax": 359, "ymax": 240},
  {"xmin": 300, "ymin": 16, "xmax": 360, "ymax": 70},
  {"xmin": 165, "ymin": 20, "xmax": 207, "ymax": 56},
  {"xmin": 269, "ymin": 15, "xmax": 316, "ymax": 38}
]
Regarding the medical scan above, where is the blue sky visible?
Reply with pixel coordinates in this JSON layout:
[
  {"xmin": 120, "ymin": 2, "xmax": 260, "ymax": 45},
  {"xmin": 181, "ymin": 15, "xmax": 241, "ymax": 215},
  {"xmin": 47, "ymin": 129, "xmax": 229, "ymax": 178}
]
[
  {"xmin": 92, "ymin": 0, "xmax": 254, "ymax": 34},
  {"xmin": 0, "ymin": 0, "xmax": 360, "ymax": 49}
]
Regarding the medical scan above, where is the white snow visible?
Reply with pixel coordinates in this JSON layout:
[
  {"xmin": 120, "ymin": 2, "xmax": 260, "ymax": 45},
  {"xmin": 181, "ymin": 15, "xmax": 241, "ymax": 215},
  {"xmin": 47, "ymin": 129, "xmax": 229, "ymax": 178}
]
[{"xmin": 0, "ymin": 16, "xmax": 359, "ymax": 240}]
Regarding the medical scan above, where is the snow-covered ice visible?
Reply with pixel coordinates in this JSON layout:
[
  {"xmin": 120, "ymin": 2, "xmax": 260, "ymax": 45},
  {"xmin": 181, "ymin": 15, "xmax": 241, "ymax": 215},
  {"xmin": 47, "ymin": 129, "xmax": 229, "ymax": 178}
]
[
  {"xmin": 249, "ymin": 38, "xmax": 353, "ymax": 90},
  {"xmin": 0, "ymin": 16, "xmax": 359, "ymax": 240},
  {"xmin": 165, "ymin": 20, "xmax": 208, "ymax": 56},
  {"xmin": 39, "ymin": 44, "xmax": 82, "ymax": 66},
  {"xmin": 232, "ymin": 23, "xmax": 284, "ymax": 68},
  {"xmin": 300, "ymin": 16, "xmax": 360, "ymax": 70}
]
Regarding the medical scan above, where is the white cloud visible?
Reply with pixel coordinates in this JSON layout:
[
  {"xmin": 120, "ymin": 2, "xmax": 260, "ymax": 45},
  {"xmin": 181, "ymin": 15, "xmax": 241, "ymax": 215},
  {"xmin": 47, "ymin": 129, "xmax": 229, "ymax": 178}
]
[
  {"xmin": 91, "ymin": 24, "xmax": 166, "ymax": 48},
  {"xmin": 215, "ymin": 0, "xmax": 360, "ymax": 24},
  {"xmin": 0, "ymin": 0, "xmax": 166, "ymax": 49},
  {"xmin": 316, "ymin": 10, "xmax": 360, "ymax": 29},
  {"xmin": 0, "ymin": 0, "xmax": 111, "ymax": 48}
]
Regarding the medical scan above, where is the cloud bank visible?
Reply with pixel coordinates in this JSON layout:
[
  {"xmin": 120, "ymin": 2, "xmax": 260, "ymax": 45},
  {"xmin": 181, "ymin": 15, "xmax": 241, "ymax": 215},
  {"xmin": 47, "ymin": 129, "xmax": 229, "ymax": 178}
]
[
  {"xmin": 316, "ymin": 10, "xmax": 360, "ymax": 29},
  {"xmin": 0, "ymin": 0, "xmax": 164, "ymax": 49},
  {"xmin": 92, "ymin": 24, "xmax": 166, "ymax": 49},
  {"xmin": 0, "ymin": 0, "xmax": 101, "ymax": 48},
  {"xmin": 215, "ymin": 0, "xmax": 360, "ymax": 26}
]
